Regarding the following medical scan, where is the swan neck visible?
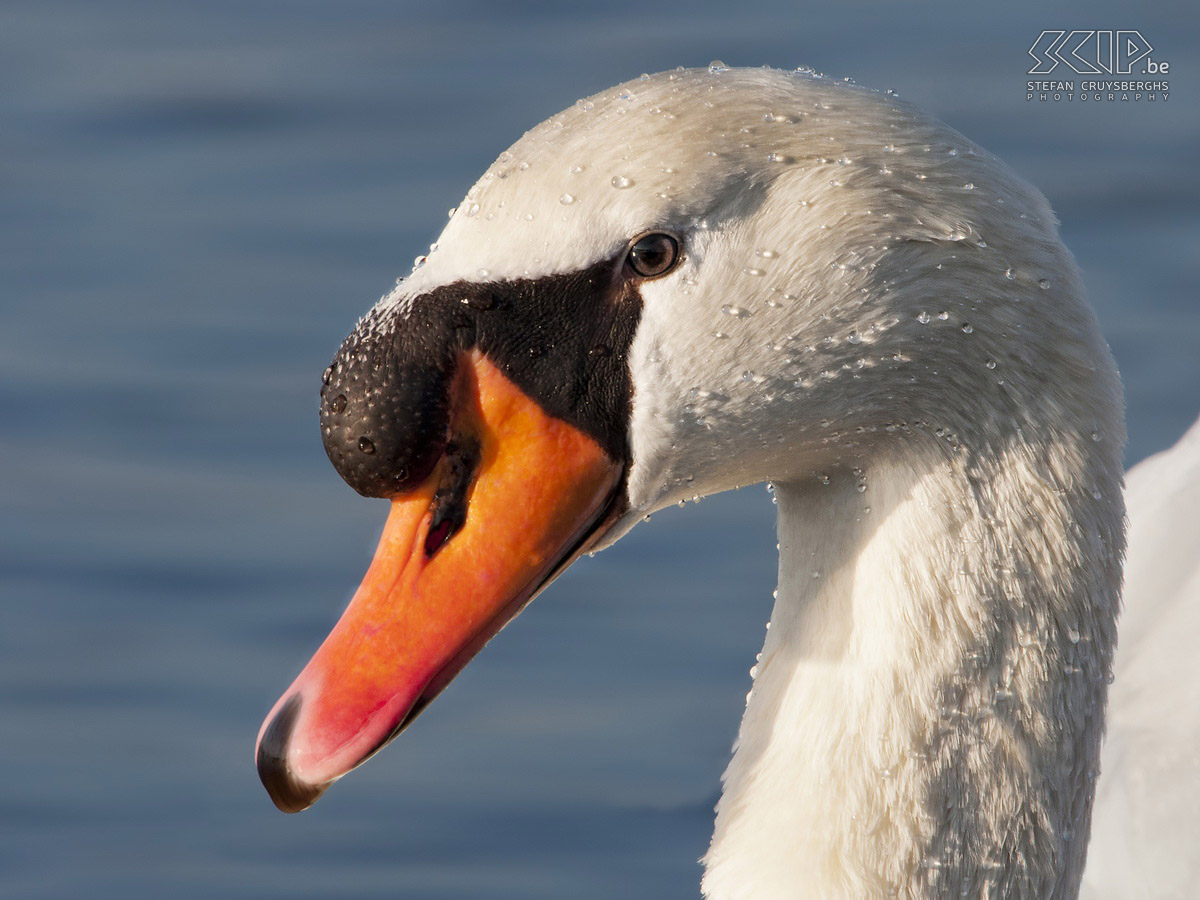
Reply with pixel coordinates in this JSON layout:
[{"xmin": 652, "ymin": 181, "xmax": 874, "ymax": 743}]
[{"xmin": 702, "ymin": 444, "xmax": 1121, "ymax": 899}]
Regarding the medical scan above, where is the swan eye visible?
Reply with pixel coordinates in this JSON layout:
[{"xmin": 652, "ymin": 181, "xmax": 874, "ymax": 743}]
[{"xmin": 626, "ymin": 233, "xmax": 680, "ymax": 278}]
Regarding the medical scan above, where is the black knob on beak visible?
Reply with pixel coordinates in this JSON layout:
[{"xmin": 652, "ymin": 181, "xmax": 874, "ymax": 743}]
[{"xmin": 320, "ymin": 302, "xmax": 459, "ymax": 498}]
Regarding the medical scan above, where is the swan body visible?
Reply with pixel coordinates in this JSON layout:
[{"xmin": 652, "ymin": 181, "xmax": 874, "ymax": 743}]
[
  {"xmin": 1083, "ymin": 417, "xmax": 1200, "ymax": 898},
  {"xmin": 257, "ymin": 68, "xmax": 1151, "ymax": 898}
]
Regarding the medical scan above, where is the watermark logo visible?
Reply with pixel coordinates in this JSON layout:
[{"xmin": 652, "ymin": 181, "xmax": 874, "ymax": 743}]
[
  {"xmin": 1028, "ymin": 31, "xmax": 1160, "ymax": 75},
  {"xmin": 1026, "ymin": 30, "xmax": 1171, "ymax": 102}
]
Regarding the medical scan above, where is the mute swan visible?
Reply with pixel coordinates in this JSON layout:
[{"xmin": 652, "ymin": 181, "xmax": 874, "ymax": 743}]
[{"xmin": 254, "ymin": 67, "xmax": 1188, "ymax": 897}]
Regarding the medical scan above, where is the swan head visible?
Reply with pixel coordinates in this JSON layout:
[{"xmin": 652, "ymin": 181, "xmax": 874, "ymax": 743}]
[{"xmin": 256, "ymin": 67, "xmax": 1122, "ymax": 812}]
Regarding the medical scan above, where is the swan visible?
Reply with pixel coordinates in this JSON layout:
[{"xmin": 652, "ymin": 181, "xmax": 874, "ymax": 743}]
[
  {"xmin": 1082, "ymin": 415, "xmax": 1200, "ymax": 898},
  {"xmin": 252, "ymin": 66, "xmax": 1187, "ymax": 897}
]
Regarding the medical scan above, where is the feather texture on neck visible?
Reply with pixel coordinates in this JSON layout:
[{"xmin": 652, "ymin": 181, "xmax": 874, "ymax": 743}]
[{"xmin": 703, "ymin": 419, "xmax": 1123, "ymax": 899}]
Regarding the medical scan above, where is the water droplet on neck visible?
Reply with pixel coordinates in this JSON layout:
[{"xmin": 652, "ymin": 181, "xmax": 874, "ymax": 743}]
[
  {"xmin": 708, "ymin": 60, "xmax": 729, "ymax": 73},
  {"xmin": 465, "ymin": 202, "xmax": 480, "ymax": 217},
  {"xmin": 917, "ymin": 311, "xmax": 931, "ymax": 324},
  {"xmin": 559, "ymin": 193, "xmax": 575, "ymax": 205},
  {"xmin": 1038, "ymin": 278, "xmax": 1052, "ymax": 290},
  {"xmin": 611, "ymin": 175, "xmax": 634, "ymax": 189}
]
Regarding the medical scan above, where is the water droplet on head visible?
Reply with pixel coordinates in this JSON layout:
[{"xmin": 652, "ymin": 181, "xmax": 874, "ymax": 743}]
[
  {"xmin": 1038, "ymin": 278, "xmax": 1052, "ymax": 290},
  {"xmin": 961, "ymin": 323, "xmax": 974, "ymax": 334},
  {"xmin": 937, "ymin": 311, "xmax": 949, "ymax": 320},
  {"xmin": 743, "ymin": 267, "xmax": 765, "ymax": 277},
  {"xmin": 767, "ymin": 152, "xmax": 795, "ymax": 164},
  {"xmin": 559, "ymin": 193, "xmax": 575, "ymax": 205},
  {"xmin": 722, "ymin": 305, "xmax": 753, "ymax": 318},
  {"xmin": 611, "ymin": 175, "xmax": 634, "ymax": 189},
  {"xmin": 848, "ymin": 331, "xmax": 862, "ymax": 344},
  {"xmin": 986, "ymin": 359, "xmax": 997, "ymax": 370},
  {"xmin": 1004, "ymin": 267, "xmax": 1015, "ymax": 280},
  {"xmin": 917, "ymin": 311, "xmax": 931, "ymax": 324},
  {"xmin": 708, "ymin": 60, "xmax": 729, "ymax": 73},
  {"xmin": 756, "ymin": 249, "xmax": 777, "ymax": 258},
  {"xmin": 465, "ymin": 202, "xmax": 480, "ymax": 217}
]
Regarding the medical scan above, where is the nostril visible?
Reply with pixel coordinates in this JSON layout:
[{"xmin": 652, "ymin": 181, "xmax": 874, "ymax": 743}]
[{"xmin": 423, "ymin": 437, "xmax": 480, "ymax": 558}]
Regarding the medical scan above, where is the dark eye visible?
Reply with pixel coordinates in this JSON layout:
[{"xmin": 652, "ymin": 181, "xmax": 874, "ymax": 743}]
[{"xmin": 626, "ymin": 233, "xmax": 680, "ymax": 278}]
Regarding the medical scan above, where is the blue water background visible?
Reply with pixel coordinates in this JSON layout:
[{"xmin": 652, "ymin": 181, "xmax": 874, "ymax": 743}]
[{"xmin": 1, "ymin": 1, "xmax": 1197, "ymax": 897}]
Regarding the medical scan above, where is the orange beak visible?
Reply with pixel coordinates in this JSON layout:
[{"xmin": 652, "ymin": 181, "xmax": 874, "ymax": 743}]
[{"xmin": 255, "ymin": 353, "xmax": 622, "ymax": 812}]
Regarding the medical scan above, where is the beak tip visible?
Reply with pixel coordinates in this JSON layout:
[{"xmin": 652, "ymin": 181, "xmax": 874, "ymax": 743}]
[{"xmin": 256, "ymin": 694, "xmax": 328, "ymax": 814}]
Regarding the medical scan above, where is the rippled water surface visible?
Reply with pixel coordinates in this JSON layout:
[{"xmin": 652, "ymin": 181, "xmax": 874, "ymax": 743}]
[{"xmin": 2, "ymin": 1, "xmax": 1196, "ymax": 897}]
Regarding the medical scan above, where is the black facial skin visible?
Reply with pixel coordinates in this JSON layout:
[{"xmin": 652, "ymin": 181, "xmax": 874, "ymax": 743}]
[{"xmin": 319, "ymin": 241, "xmax": 676, "ymax": 499}]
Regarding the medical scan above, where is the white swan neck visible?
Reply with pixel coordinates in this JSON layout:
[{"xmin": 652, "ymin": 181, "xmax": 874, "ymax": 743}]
[{"xmin": 701, "ymin": 446, "xmax": 1119, "ymax": 900}]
